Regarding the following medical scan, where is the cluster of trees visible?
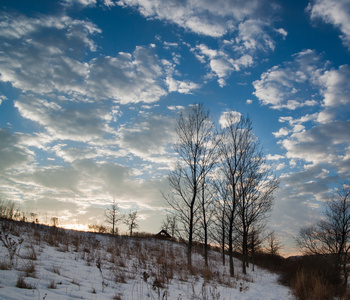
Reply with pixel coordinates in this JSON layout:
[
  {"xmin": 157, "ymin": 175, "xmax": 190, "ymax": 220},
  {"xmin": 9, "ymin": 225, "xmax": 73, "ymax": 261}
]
[
  {"xmin": 163, "ymin": 103, "xmax": 279, "ymax": 275},
  {"xmin": 297, "ymin": 184, "xmax": 350, "ymax": 289},
  {"xmin": 0, "ymin": 199, "xmax": 44, "ymax": 224},
  {"xmin": 105, "ymin": 203, "xmax": 139, "ymax": 236}
]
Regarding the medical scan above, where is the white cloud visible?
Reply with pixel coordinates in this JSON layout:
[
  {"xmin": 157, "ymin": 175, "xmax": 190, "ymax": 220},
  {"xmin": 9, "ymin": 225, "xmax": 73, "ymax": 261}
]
[
  {"xmin": 276, "ymin": 163, "xmax": 286, "ymax": 170},
  {"xmin": 116, "ymin": 114, "xmax": 176, "ymax": 161},
  {"xmin": 308, "ymin": 0, "xmax": 350, "ymax": 50},
  {"xmin": 103, "ymin": 0, "xmax": 116, "ymax": 7},
  {"xmin": 261, "ymin": 54, "xmax": 350, "ymax": 175},
  {"xmin": 167, "ymin": 105, "xmax": 184, "ymax": 111},
  {"xmin": 281, "ymin": 120, "xmax": 350, "ymax": 168},
  {"xmin": 14, "ymin": 95, "xmax": 113, "ymax": 142},
  {"xmin": 272, "ymin": 127, "xmax": 290, "ymax": 138},
  {"xmin": 0, "ymin": 12, "xmax": 97, "ymax": 93},
  {"xmin": 117, "ymin": 0, "xmax": 278, "ymax": 38},
  {"xmin": 0, "ymin": 12, "xmax": 169, "ymax": 105},
  {"xmin": 2, "ymin": 157, "xmax": 169, "ymax": 224},
  {"xmin": 192, "ymin": 44, "xmax": 254, "ymax": 86},
  {"xmin": 86, "ymin": 47, "xmax": 167, "ymax": 103},
  {"xmin": 236, "ymin": 19, "xmax": 277, "ymax": 52},
  {"xmin": 219, "ymin": 110, "xmax": 242, "ymax": 128},
  {"xmin": 0, "ymin": 95, "xmax": 7, "ymax": 105},
  {"xmin": 266, "ymin": 154, "xmax": 285, "ymax": 160},
  {"xmin": 115, "ymin": 1, "xmax": 285, "ymax": 87},
  {"xmin": 319, "ymin": 65, "xmax": 350, "ymax": 107},
  {"xmin": 0, "ymin": 129, "xmax": 33, "ymax": 172},
  {"xmin": 62, "ymin": 0, "xmax": 97, "ymax": 7},
  {"xmin": 253, "ymin": 49, "xmax": 324, "ymax": 109},
  {"xmin": 165, "ymin": 76, "xmax": 201, "ymax": 94},
  {"xmin": 316, "ymin": 64, "xmax": 350, "ymax": 123}
]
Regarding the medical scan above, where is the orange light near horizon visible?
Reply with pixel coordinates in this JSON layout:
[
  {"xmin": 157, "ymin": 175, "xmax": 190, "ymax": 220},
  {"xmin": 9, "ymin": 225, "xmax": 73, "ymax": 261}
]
[{"xmin": 59, "ymin": 224, "xmax": 90, "ymax": 232}]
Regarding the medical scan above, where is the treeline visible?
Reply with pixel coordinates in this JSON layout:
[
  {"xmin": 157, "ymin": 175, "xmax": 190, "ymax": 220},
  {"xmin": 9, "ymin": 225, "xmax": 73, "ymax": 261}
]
[
  {"xmin": 0, "ymin": 199, "xmax": 34, "ymax": 222},
  {"xmin": 0, "ymin": 199, "xmax": 60, "ymax": 226},
  {"xmin": 162, "ymin": 103, "xmax": 279, "ymax": 275}
]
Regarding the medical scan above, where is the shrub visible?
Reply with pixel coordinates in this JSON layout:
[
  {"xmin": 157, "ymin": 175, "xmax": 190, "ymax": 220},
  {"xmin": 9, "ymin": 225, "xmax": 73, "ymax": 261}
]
[
  {"xmin": 112, "ymin": 294, "xmax": 123, "ymax": 300},
  {"xmin": 279, "ymin": 255, "xmax": 341, "ymax": 287},
  {"xmin": 51, "ymin": 265, "xmax": 61, "ymax": 275},
  {"xmin": 0, "ymin": 260, "xmax": 11, "ymax": 270},
  {"xmin": 47, "ymin": 279, "xmax": 57, "ymax": 289},
  {"xmin": 16, "ymin": 274, "xmax": 34, "ymax": 289},
  {"xmin": 23, "ymin": 261, "xmax": 36, "ymax": 277},
  {"xmin": 23, "ymin": 243, "xmax": 37, "ymax": 260},
  {"xmin": 253, "ymin": 252, "xmax": 285, "ymax": 273},
  {"xmin": 0, "ymin": 222, "xmax": 24, "ymax": 266},
  {"xmin": 292, "ymin": 269, "xmax": 332, "ymax": 300},
  {"xmin": 279, "ymin": 255, "xmax": 344, "ymax": 299}
]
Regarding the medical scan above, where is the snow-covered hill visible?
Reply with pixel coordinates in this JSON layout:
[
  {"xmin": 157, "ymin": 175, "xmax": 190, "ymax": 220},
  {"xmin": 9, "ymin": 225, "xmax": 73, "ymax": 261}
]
[{"xmin": 0, "ymin": 220, "xmax": 292, "ymax": 299}]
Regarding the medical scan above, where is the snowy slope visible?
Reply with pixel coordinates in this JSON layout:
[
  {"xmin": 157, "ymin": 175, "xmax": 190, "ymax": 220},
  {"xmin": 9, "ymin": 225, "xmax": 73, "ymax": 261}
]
[{"xmin": 0, "ymin": 220, "xmax": 293, "ymax": 299}]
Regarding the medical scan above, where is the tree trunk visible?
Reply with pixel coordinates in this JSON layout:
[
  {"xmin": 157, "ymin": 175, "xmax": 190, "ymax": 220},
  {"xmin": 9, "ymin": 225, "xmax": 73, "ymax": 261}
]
[
  {"xmin": 204, "ymin": 224, "xmax": 208, "ymax": 267},
  {"xmin": 188, "ymin": 200, "xmax": 194, "ymax": 267},
  {"xmin": 228, "ymin": 221, "xmax": 234, "ymax": 277},
  {"xmin": 242, "ymin": 230, "xmax": 247, "ymax": 274},
  {"xmin": 222, "ymin": 236, "xmax": 226, "ymax": 266}
]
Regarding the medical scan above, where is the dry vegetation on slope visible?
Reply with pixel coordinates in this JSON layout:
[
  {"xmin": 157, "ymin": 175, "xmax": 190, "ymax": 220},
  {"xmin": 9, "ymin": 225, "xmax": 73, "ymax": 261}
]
[{"xmin": 0, "ymin": 218, "xmax": 291, "ymax": 300}]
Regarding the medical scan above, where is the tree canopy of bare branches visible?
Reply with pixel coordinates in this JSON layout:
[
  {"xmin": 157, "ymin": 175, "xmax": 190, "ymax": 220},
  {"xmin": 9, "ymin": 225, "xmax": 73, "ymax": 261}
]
[
  {"xmin": 216, "ymin": 113, "xmax": 278, "ymax": 274},
  {"xmin": 164, "ymin": 103, "xmax": 215, "ymax": 267},
  {"xmin": 164, "ymin": 106, "xmax": 278, "ymax": 271},
  {"xmin": 124, "ymin": 210, "xmax": 139, "ymax": 236}
]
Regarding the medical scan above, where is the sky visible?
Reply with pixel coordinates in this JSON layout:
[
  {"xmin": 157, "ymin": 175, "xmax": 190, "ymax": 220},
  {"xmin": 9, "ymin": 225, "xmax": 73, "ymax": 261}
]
[{"xmin": 0, "ymin": 0, "xmax": 350, "ymax": 255}]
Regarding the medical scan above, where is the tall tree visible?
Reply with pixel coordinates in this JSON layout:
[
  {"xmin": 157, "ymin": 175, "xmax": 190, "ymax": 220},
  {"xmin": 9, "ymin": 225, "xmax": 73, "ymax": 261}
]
[
  {"xmin": 165, "ymin": 103, "xmax": 214, "ymax": 267},
  {"xmin": 234, "ymin": 116, "xmax": 278, "ymax": 274},
  {"xmin": 105, "ymin": 202, "xmax": 122, "ymax": 235},
  {"xmin": 212, "ymin": 173, "xmax": 230, "ymax": 267},
  {"xmin": 198, "ymin": 176, "xmax": 216, "ymax": 267},
  {"xmin": 217, "ymin": 113, "xmax": 278, "ymax": 275},
  {"xmin": 216, "ymin": 112, "xmax": 249, "ymax": 277}
]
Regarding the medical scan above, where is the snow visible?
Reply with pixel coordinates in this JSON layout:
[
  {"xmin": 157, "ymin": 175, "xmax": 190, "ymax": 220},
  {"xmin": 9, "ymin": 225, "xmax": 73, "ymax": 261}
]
[{"xmin": 0, "ymin": 221, "xmax": 293, "ymax": 299}]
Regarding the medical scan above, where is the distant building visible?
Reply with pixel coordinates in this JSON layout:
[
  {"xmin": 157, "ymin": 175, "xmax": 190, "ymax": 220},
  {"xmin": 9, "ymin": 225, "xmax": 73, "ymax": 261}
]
[{"xmin": 155, "ymin": 229, "xmax": 172, "ymax": 240}]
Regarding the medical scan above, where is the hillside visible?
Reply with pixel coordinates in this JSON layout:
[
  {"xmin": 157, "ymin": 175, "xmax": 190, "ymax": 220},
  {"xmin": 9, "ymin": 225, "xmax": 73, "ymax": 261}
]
[{"xmin": 0, "ymin": 220, "xmax": 292, "ymax": 299}]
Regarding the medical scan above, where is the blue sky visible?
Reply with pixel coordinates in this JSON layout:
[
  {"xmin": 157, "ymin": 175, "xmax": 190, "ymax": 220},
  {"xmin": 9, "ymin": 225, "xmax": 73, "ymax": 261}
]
[{"xmin": 1, "ymin": 0, "xmax": 350, "ymax": 255}]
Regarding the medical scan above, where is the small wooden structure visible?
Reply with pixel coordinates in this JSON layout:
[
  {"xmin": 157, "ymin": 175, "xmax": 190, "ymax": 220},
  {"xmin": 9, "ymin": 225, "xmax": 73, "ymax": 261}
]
[{"xmin": 155, "ymin": 229, "xmax": 172, "ymax": 240}]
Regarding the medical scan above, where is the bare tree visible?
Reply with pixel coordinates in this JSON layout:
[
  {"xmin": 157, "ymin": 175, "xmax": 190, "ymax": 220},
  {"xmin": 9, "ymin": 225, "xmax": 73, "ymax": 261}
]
[
  {"xmin": 217, "ymin": 113, "xmax": 278, "ymax": 274},
  {"xmin": 216, "ymin": 112, "xmax": 251, "ymax": 277},
  {"xmin": 211, "ymin": 174, "xmax": 230, "ymax": 267},
  {"xmin": 197, "ymin": 131, "xmax": 218, "ymax": 267},
  {"xmin": 248, "ymin": 224, "xmax": 265, "ymax": 271},
  {"xmin": 0, "ymin": 199, "xmax": 17, "ymax": 220},
  {"xmin": 297, "ymin": 183, "xmax": 350, "ymax": 288},
  {"xmin": 105, "ymin": 202, "xmax": 122, "ymax": 235},
  {"xmin": 51, "ymin": 217, "xmax": 58, "ymax": 227},
  {"xmin": 198, "ymin": 176, "xmax": 217, "ymax": 267},
  {"xmin": 164, "ymin": 103, "xmax": 214, "ymax": 267},
  {"xmin": 124, "ymin": 210, "xmax": 139, "ymax": 236},
  {"xmin": 235, "ymin": 117, "xmax": 278, "ymax": 274},
  {"xmin": 266, "ymin": 231, "xmax": 283, "ymax": 256}
]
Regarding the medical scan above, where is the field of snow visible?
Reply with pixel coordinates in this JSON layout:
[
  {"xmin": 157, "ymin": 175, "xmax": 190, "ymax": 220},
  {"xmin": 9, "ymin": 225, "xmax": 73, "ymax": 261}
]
[{"xmin": 0, "ymin": 220, "xmax": 293, "ymax": 299}]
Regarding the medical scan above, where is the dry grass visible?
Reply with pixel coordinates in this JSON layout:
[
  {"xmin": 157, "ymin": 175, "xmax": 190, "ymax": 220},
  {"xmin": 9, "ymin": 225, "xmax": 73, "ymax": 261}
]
[
  {"xmin": 0, "ymin": 217, "xmax": 265, "ymax": 299},
  {"xmin": 16, "ymin": 274, "xmax": 34, "ymax": 289},
  {"xmin": 47, "ymin": 279, "xmax": 57, "ymax": 289},
  {"xmin": 22, "ymin": 261, "xmax": 36, "ymax": 277},
  {"xmin": 292, "ymin": 270, "xmax": 334, "ymax": 300}
]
